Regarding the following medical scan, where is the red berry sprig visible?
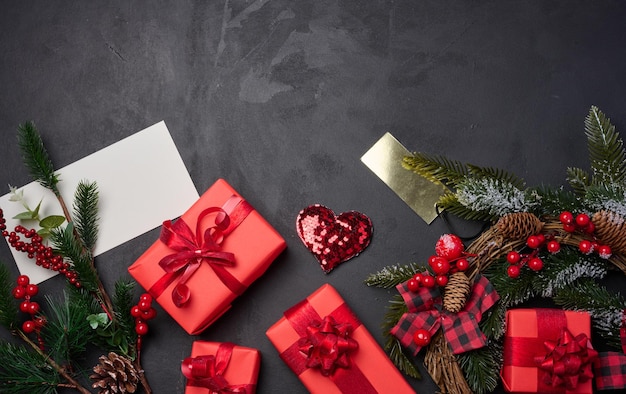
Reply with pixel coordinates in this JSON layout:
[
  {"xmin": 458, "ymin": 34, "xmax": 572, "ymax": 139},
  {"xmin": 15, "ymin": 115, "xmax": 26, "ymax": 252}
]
[
  {"xmin": 0, "ymin": 208, "xmax": 81, "ymax": 288},
  {"xmin": 130, "ymin": 293, "xmax": 157, "ymax": 336},
  {"xmin": 559, "ymin": 211, "xmax": 612, "ymax": 259},
  {"xmin": 505, "ymin": 232, "xmax": 559, "ymax": 278},
  {"xmin": 13, "ymin": 275, "xmax": 46, "ymax": 349}
]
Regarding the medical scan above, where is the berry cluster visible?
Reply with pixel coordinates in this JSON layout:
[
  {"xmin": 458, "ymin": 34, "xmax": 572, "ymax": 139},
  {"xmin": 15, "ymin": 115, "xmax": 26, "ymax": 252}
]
[
  {"xmin": 407, "ymin": 234, "xmax": 470, "ymax": 292},
  {"xmin": 559, "ymin": 211, "xmax": 612, "ymax": 258},
  {"xmin": 0, "ymin": 208, "xmax": 80, "ymax": 287},
  {"xmin": 12, "ymin": 275, "xmax": 46, "ymax": 346},
  {"xmin": 130, "ymin": 293, "xmax": 157, "ymax": 336},
  {"xmin": 505, "ymin": 232, "xmax": 558, "ymax": 278}
]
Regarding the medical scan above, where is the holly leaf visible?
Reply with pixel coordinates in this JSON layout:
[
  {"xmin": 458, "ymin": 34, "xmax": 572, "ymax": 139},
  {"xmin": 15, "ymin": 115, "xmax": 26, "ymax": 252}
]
[
  {"xmin": 39, "ymin": 215, "xmax": 65, "ymax": 229},
  {"xmin": 87, "ymin": 313, "xmax": 109, "ymax": 330}
]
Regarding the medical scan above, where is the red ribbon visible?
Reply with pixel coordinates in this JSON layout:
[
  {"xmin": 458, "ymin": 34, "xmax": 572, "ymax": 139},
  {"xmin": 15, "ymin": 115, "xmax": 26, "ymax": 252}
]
[
  {"xmin": 534, "ymin": 328, "xmax": 598, "ymax": 390},
  {"xmin": 298, "ymin": 315, "xmax": 359, "ymax": 377},
  {"xmin": 149, "ymin": 195, "xmax": 252, "ymax": 307},
  {"xmin": 182, "ymin": 342, "xmax": 254, "ymax": 393},
  {"xmin": 279, "ymin": 299, "xmax": 378, "ymax": 393}
]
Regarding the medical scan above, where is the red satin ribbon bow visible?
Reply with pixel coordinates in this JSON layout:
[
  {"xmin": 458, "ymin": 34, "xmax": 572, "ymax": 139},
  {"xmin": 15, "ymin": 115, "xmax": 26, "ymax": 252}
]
[
  {"xmin": 298, "ymin": 315, "xmax": 359, "ymax": 376},
  {"xmin": 149, "ymin": 196, "xmax": 251, "ymax": 307},
  {"xmin": 534, "ymin": 328, "xmax": 598, "ymax": 390},
  {"xmin": 182, "ymin": 342, "xmax": 251, "ymax": 393}
]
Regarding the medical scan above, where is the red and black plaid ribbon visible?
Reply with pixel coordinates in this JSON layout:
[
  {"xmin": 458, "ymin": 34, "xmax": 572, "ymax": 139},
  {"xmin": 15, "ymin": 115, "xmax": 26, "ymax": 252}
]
[
  {"xmin": 390, "ymin": 274, "xmax": 499, "ymax": 355},
  {"xmin": 595, "ymin": 351, "xmax": 626, "ymax": 390}
]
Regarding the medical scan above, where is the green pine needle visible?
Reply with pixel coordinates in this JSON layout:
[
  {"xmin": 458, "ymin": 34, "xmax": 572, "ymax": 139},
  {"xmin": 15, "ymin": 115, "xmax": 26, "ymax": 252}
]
[
  {"xmin": 50, "ymin": 223, "xmax": 99, "ymax": 293},
  {"xmin": 73, "ymin": 180, "xmax": 99, "ymax": 251},
  {"xmin": 566, "ymin": 167, "xmax": 591, "ymax": 195},
  {"xmin": 364, "ymin": 263, "xmax": 422, "ymax": 288},
  {"xmin": 457, "ymin": 342, "xmax": 502, "ymax": 394},
  {"xmin": 112, "ymin": 279, "xmax": 137, "ymax": 357},
  {"xmin": 0, "ymin": 342, "xmax": 61, "ymax": 394},
  {"xmin": 402, "ymin": 152, "xmax": 468, "ymax": 189},
  {"xmin": 531, "ymin": 186, "xmax": 584, "ymax": 215},
  {"xmin": 0, "ymin": 264, "xmax": 19, "ymax": 329},
  {"xmin": 436, "ymin": 193, "xmax": 495, "ymax": 222},
  {"xmin": 17, "ymin": 122, "xmax": 59, "ymax": 194},
  {"xmin": 379, "ymin": 295, "xmax": 422, "ymax": 378},
  {"xmin": 585, "ymin": 105, "xmax": 626, "ymax": 187},
  {"xmin": 466, "ymin": 164, "xmax": 526, "ymax": 190}
]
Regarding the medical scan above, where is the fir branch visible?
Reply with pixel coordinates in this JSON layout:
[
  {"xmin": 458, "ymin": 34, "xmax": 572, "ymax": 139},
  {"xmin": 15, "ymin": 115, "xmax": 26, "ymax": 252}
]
[
  {"xmin": 466, "ymin": 164, "xmax": 526, "ymax": 190},
  {"xmin": 534, "ymin": 249, "xmax": 607, "ymax": 298},
  {"xmin": 585, "ymin": 184, "xmax": 626, "ymax": 215},
  {"xmin": 585, "ymin": 105, "xmax": 626, "ymax": 187},
  {"xmin": 457, "ymin": 342, "xmax": 502, "ymax": 394},
  {"xmin": 455, "ymin": 178, "xmax": 539, "ymax": 217},
  {"xmin": 402, "ymin": 152, "xmax": 468, "ymax": 189},
  {"xmin": 112, "ymin": 279, "xmax": 137, "ymax": 357},
  {"xmin": 531, "ymin": 186, "xmax": 584, "ymax": 216},
  {"xmin": 381, "ymin": 295, "xmax": 421, "ymax": 378},
  {"xmin": 17, "ymin": 122, "xmax": 59, "ymax": 195},
  {"xmin": 0, "ymin": 342, "xmax": 60, "ymax": 394},
  {"xmin": 483, "ymin": 261, "xmax": 537, "ymax": 306},
  {"xmin": 50, "ymin": 223, "xmax": 99, "ymax": 293},
  {"xmin": 566, "ymin": 167, "xmax": 591, "ymax": 195},
  {"xmin": 553, "ymin": 278, "xmax": 625, "ymax": 350},
  {"xmin": 73, "ymin": 180, "xmax": 99, "ymax": 251},
  {"xmin": 41, "ymin": 293, "xmax": 94, "ymax": 367},
  {"xmin": 479, "ymin": 301, "xmax": 506, "ymax": 340},
  {"xmin": 0, "ymin": 264, "xmax": 18, "ymax": 329},
  {"xmin": 364, "ymin": 263, "xmax": 422, "ymax": 288},
  {"xmin": 437, "ymin": 193, "xmax": 495, "ymax": 222}
]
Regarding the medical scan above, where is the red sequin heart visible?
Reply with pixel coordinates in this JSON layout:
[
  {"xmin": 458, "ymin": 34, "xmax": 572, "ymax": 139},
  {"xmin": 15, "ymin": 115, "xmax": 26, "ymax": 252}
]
[{"xmin": 296, "ymin": 204, "xmax": 373, "ymax": 273}]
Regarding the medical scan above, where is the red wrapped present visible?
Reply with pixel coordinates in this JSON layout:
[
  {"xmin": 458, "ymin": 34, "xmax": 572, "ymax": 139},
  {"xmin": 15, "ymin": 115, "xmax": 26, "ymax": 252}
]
[
  {"xmin": 182, "ymin": 341, "xmax": 260, "ymax": 394},
  {"xmin": 501, "ymin": 309, "xmax": 597, "ymax": 393},
  {"xmin": 128, "ymin": 178, "xmax": 286, "ymax": 334},
  {"xmin": 266, "ymin": 283, "xmax": 416, "ymax": 394}
]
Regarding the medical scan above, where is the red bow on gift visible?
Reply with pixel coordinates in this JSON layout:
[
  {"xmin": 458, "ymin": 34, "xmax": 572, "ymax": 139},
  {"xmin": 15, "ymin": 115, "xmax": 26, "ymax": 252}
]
[
  {"xmin": 298, "ymin": 315, "xmax": 359, "ymax": 376},
  {"xmin": 534, "ymin": 327, "xmax": 598, "ymax": 390},
  {"xmin": 149, "ymin": 195, "xmax": 252, "ymax": 307},
  {"xmin": 182, "ymin": 342, "xmax": 253, "ymax": 393},
  {"xmin": 391, "ymin": 274, "xmax": 499, "ymax": 355}
]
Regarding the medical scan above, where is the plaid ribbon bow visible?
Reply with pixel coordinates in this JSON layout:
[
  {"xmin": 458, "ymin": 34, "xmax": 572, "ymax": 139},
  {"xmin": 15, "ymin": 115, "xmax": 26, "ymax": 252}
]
[{"xmin": 390, "ymin": 274, "xmax": 499, "ymax": 355}]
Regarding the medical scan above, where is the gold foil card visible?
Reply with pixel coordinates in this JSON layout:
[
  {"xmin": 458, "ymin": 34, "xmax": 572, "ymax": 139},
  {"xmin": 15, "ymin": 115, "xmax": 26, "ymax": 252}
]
[{"xmin": 361, "ymin": 132, "xmax": 445, "ymax": 224}]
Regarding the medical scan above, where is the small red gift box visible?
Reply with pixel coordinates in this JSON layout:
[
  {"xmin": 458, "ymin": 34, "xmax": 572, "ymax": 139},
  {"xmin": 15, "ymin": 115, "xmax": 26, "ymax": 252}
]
[
  {"xmin": 182, "ymin": 341, "xmax": 260, "ymax": 394},
  {"xmin": 266, "ymin": 283, "xmax": 416, "ymax": 394},
  {"xmin": 501, "ymin": 309, "xmax": 594, "ymax": 393},
  {"xmin": 128, "ymin": 178, "xmax": 286, "ymax": 334}
]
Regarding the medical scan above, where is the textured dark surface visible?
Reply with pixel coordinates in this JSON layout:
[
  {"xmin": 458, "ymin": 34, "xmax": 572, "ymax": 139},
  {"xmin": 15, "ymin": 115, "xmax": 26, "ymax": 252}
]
[{"xmin": 2, "ymin": 1, "xmax": 626, "ymax": 393}]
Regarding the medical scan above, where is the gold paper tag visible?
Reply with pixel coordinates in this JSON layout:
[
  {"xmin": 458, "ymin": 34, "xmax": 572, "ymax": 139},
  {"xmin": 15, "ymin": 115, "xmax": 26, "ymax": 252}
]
[{"xmin": 361, "ymin": 132, "xmax": 445, "ymax": 224}]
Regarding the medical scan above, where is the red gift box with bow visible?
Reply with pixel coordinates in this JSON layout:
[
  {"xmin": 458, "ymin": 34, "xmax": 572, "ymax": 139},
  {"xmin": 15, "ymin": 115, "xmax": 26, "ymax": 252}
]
[
  {"xmin": 266, "ymin": 284, "xmax": 416, "ymax": 394},
  {"xmin": 183, "ymin": 341, "xmax": 260, "ymax": 394},
  {"xmin": 128, "ymin": 178, "xmax": 286, "ymax": 334},
  {"xmin": 501, "ymin": 309, "xmax": 596, "ymax": 394}
]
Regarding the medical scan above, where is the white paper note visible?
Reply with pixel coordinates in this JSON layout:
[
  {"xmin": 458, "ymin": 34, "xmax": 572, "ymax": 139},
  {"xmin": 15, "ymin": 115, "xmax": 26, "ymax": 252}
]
[{"xmin": 0, "ymin": 121, "xmax": 199, "ymax": 283}]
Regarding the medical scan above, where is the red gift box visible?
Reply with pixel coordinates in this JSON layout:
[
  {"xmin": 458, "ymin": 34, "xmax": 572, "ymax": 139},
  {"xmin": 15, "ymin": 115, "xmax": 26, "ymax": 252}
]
[
  {"xmin": 501, "ymin": 309, "xmax": 594, "ymax": 393},
  {"xmin": 183, "ymin": 341, "xmax": 260, "ymax": 394},
  {"xmin": 266, "ymin": 284, "xmax": 416, "ymax": 394},
  {"xmin": 128, "ymin": 178, "xmax": 286, "ymax": 334}
]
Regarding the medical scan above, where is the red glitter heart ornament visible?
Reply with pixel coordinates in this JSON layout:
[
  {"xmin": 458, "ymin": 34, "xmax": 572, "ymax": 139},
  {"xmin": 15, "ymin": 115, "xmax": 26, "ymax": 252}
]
[{"xmin": 296, "ymin": 204, "xmax": 373, "ymax": 273}]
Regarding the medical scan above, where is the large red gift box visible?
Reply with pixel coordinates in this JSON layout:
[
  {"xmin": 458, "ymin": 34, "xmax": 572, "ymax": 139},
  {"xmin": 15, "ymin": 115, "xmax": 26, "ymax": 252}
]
[
  {"xmin": 266, "ymin": 283, "xmax": 416, "ymax": 394},
  {"xmin": 501, "ymin": 308, "xmax": 594, "ymax": 393},
  {"xmin": 128, "ymin": 178, "xmax": 286, "ymax": 334},
  {"xmin": 182, "ymin": 341, "xmax": 260, "ymax": 394}
]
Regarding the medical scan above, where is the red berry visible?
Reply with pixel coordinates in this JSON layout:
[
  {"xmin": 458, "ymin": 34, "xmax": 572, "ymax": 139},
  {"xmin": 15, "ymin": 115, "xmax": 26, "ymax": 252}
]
[
  {"xmin": 435, "ymin": 234, "xmax": 465, "ymax": 260},
  {"xmin": 507, "ymin": 265, "xmax": 521, "ymax": 278},
  {"xmin": 421, "ymin": 275, "xmax": 435, "ymax": 288},
  {"xmin": 455, "ymin": 258, "xmax": 469, "ymax": 271},
  {"xmin": 584, "ymin": 222, "xmax": 596, "ymax": 234},
  {"xmin": 528, "ymin": 257, "xmax": 543, "ymax": 271},
  {"xmin": 598, "ymin": 244, "xmax": 612, "ymax": 259},
  {"xmin": 412, "ymin": 272, "xmax": 424, "ymax": 284},
  {"xmin": 506, "ymin": 251, "xmax": 521, "ymax": 264},
  {"xmin": 12, "ymin": 286, "xmax": 26, "ymax": 299},
  {"xmin": 16, "ymin": 275, "xmax": 29, "ymax": 286},
  {"xmin": 25, "ymin": 284, "xmax": 38, "ymax": 297},
  {"xmin": 137, "ymin": 300, "xmax": 152, "ymax": 312},
  {"xmin": 526, "ymin": 235, "xmax": 543, "ymax": 249},
  {"xmin": 579, "ymin": 239, "xmax": 594, "ymax": 254},
  {"xmin": 575, "ymin": 213, "xmax": 590, "ymax": 227},
  {"xmin": 135, "ymin": 322, "xmax": 149, "ymax": 335},
  {"xmin": 432, "ymin": 258, "xmax": 451, "ymax": 275},
  {"xmin": 562, "ymin": 223, "xmax": 577, "ymax": 233},
  {"xmin": 428, "ymin": 255, "xmax": 439, "ymax": 266},
  {"xmin": 34, "ymin": 316, "xmax": 46, "ymax": 328},
  {"xmin": 413, "ymin": 329, "xmax": 432, "ymax": 347},
  {"xmin": 130, "ymin": 306, "xmax": 142, "ymax": 318},
  {"xmin": 22, "ymin": 320, "xmax": 36, "ymax": 333},
  {"xmin": 546, "ymin": 240, "xmax": 561, "ymax": 254},
  {"xmin": 142, "ymin": 307, "xmax": 157, "ymax": 321},
  {"xmin": 407, "ymin": 278, "xmax": 420, "ymax": 292},
  {"xmin": 435, "ymin": 275, "xmax": 449, "ymax": 287},
  {"xmin": 139, "ymin": 293, "xmax": 153, "ymax": 304},
  {"xmin": 27, "ymin": 302, "xmax": 40, "ymax": 315},
  {"xmin": 559, "ymin": 211, "xmax": 574, "ymax": 225},
  {"xmin": 19, "ymin": 300, "xmax": 30, "ymax": 313}
]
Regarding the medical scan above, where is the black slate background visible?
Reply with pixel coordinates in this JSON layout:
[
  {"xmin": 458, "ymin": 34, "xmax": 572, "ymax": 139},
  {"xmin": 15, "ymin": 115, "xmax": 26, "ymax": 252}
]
[{"xmin": 2, "ymin": 1, "xmax": 626, "ymax": 393}]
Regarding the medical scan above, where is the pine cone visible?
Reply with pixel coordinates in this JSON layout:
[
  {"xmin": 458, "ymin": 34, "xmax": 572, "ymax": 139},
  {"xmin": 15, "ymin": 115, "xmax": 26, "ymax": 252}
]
[
  {"xmin": 90, "ymin": 352, "xmax": 139, "ymax": 394},
  {"xmin": 593, "ymin": 210, "xmax": 626, "ymax": 254},
  {"xmin": 496, "ymin": 212, "xmax": 543, "ymax": 240},
  {"xmin": 443, "ymin": 272, "xmax": 471, "ymax": 313}
]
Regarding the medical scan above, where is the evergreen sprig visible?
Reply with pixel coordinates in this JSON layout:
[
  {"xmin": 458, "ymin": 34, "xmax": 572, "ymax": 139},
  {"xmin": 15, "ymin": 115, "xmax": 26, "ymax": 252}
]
[
  {"xmin": 0, "ymin": 342, "xmax": 60, "ymax": 394},
  {"xmin": 381, "ymin": 295, "xmax": 420, "ymax": 378},
  {"xmin": 436, "ymin": 193, "xmax": 493, "ymax": 222},
  {"xmin": 50, "ymin": 223, "xmax": 99, "ymax": 293},
  {"xmin": 111, "ymin": 279, "xmax": 137, "ymax": 357},
  {"xmin": 532, "ymin": 186, "xmax": 583, "ymax": 215},
  {"xmin": 73, "ymin": 180, "xmax": 99, "ymax": 251},
  {"xmin": 16, "ymin": 122, "xmax": 59, "ymax": 195},
  {"xmin": 0, "ymin": 264, "xmax": 18, "ymax": 329},
  {"xmin": 455, "ymin": 178, "xmax": 539, "ymax": 219},
  {"xmin": 566, "ymin": 167, "xmax": 591, "ymax": 195},
  {"xmin": 364, "ymin": 262, "xmax": 422, "ymax": 288},
  {"xmin": 466, "ymin": 164, "xmax": 526, "ymax": 190},
  {"xmin": 457, "ymin": 342, "xmax": 502, "ymax": 394},
  {"xmin": 585, "ymin": 106, "xmax": 626, "ymax": 187},
  {"xmin": 401, "ymin": 152, "xmax": 468, "ymax": 189}
]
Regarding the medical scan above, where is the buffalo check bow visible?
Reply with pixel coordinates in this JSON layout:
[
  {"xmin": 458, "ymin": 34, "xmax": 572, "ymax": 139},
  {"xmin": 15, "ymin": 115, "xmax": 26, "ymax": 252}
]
[{"xmin": 391, "ymin": 274, "xmax": 499, "ymax": 355}]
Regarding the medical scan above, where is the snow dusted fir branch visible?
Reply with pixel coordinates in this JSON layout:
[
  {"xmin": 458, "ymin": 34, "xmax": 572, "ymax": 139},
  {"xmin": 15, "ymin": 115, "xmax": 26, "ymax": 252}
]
[
  {"xmin": 455, "ymin": 178, "xmax": 540, "ymax": 218},
  {"xmin": 364, "ymin": 262, "xmax": 422, "ymax": 289},
  {"xmin": 540, "ymin": 255, "xmax": 607, "ymax": 298}
]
